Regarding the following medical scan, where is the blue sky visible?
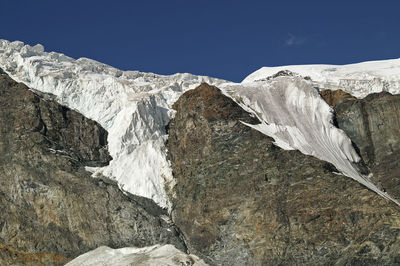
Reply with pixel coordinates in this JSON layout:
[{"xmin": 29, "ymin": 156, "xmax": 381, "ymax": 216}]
[{"xmin": 1, "ymin": 0, "xmax": 399, "ymax": 82}]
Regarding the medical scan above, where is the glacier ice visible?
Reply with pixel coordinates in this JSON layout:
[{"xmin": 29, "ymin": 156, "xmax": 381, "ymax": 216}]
[{"xmin": 1, "ymin": 39, "xmax": 399, "ymax": 208}]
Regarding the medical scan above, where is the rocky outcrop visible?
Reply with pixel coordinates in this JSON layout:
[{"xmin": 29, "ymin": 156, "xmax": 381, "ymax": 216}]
[
  {"xmin": 322, "ymin": 91, "xmax": 400, "ymax": 201},
  {"xmin": 167, "ymin": 83, "xmax": 400, "ymax": 265},
  {"xmin": 0, "ymin": 69, "xmax": 185, "ymax": 265},
  {"xmin": 319, "ymin": 89, "xmax": 356, "ymax": 107}
]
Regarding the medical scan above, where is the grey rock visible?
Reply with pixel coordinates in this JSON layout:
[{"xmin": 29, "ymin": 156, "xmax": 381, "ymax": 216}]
[{"xmin": 327, "ymin": 91, "xmax": 400, "ymax": 200}]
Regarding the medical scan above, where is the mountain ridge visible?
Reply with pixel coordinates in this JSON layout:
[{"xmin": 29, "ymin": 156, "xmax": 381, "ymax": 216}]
[{"xmin": 1, "ymin": 39, "xmax": 398, "ymax": 208}]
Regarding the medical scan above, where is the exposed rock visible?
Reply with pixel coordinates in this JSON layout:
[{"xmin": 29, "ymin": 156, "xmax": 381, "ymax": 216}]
[
  {"xmin": 167, "ymin": 83, "xmax": 400, "ymax": 265},
  {"xmin": 0, "ymin": 70, "xmax": 186, "ymax": 265},
  {"xmin": 323, "ymin": 91, "xmax": 400, "ymax": 200},
  {"xmin": 320, "ymin": 89, "xmax": 356, "ymax": 107}
]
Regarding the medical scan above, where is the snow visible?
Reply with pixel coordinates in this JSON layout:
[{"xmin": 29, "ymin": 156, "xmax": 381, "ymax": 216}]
[
  {"xmin": 65, "ymin": 244, "xmax": 208, "ymax": 266},
  {"xmin": 0, "ymin": 39, "xmax": 399, "ymax": 208},
  {"xmin": 0, "ymin": 39, "xmax": 225, "ymax": 208},
  {"xmin": 243, "ymin": 59, "xmax": 400, "ymax": 97}
]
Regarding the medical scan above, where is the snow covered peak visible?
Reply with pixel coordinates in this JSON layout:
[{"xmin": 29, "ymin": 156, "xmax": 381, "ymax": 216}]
[{"xmin": 244, "ymin": 59, "xmax": 400, "ymax": 97}]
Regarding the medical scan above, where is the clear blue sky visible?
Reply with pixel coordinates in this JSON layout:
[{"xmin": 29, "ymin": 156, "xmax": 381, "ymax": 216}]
[{"xmin": 1, "ymin": 0, "xmax": 399, "ymax": 82}]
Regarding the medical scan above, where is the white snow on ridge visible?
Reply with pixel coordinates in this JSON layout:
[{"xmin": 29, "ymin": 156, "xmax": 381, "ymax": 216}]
[
  {"xmin": 0, "ymin": 39, "xmax": 225, "ymax": 208},
  {"xmin": 243, "ymin": 59, "xmax": 400, "ymax": 97},
  {"xmin": 221, "ymin": 77, "xmax": 400, "ymax": 206},
  {"xmin": 65, "ymin": 244, "xmax": 207, "ymax": 266}
]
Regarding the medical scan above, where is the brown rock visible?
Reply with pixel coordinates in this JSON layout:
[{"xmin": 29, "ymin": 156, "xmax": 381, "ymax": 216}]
[{"xmin": 320, "ymin": 89, "xmax": 356, "ymax": 107}]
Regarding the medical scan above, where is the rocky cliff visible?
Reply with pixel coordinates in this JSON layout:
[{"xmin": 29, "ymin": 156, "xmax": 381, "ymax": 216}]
[
  {"xmin": 167, "ymin": 83, "xmax": 400, "ymax": 265},
  {"xmin": 322, "ymin": 90, "xmax": 400, "ymax": 202},
  {"xmin": 0, "ymin": 69, "xmax": 185, "ymax": 265}
]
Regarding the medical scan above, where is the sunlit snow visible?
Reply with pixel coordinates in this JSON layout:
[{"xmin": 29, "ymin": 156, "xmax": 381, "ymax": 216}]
[{"xmin": 243, "ymin": 60, "xmax": 400, "ymax": 97}]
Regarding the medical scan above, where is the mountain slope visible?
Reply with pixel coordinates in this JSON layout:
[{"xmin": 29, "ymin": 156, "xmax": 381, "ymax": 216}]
[{"xmin": 0, "ymin": 69, "xmax": 185, "ymax": 265}]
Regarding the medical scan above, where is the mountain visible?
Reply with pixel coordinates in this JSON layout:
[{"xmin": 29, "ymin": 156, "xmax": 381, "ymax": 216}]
[{"xmin": 0, "ymin": 40, "xmax": 399, "ymax": 265}]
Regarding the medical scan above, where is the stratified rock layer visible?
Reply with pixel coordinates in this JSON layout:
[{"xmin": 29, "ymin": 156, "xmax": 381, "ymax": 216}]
[
  {"xmin": 167, "ymin": 83, "xmax": 400, "ymax": 265},
  {"xmin": 324, "ymin": 91, "xmax": 400, "ymax": 201},
  {"xmin": 0, "ymin": 69, "xmax": 185, "ymax": 265}
]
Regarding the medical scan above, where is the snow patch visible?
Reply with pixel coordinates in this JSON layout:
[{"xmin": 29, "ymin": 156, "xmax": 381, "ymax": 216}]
[{"xmin": 65, "ymin": 244, "xmax": 208, "ymax": 266}]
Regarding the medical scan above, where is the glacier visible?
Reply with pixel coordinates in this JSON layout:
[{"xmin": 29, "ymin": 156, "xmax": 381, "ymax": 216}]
[{"xmin": 1, "ymin": 39, "xmax": 399, "ymax": 208}]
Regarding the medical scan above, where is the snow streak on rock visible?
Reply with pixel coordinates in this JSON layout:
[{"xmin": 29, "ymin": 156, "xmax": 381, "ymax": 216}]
[{"xmin": 221, "ymin": 77, "xmax": 400, "ymax": 206}]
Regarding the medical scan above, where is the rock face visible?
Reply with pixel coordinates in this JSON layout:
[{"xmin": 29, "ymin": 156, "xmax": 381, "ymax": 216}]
[
  {"xmin": 167, "ymin": 83, "xmax": 400, "ymax": 265},
  {"xmin": 323, "ymin": 91, "xmax": 400, "ymax": 201},
  {"xmin": 319, "ymin": 89, "xmax": 356, "ymax": 107},
  {"xmin": 0, "ymin": 69, "xmax": 185, "ymax": 265}
]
